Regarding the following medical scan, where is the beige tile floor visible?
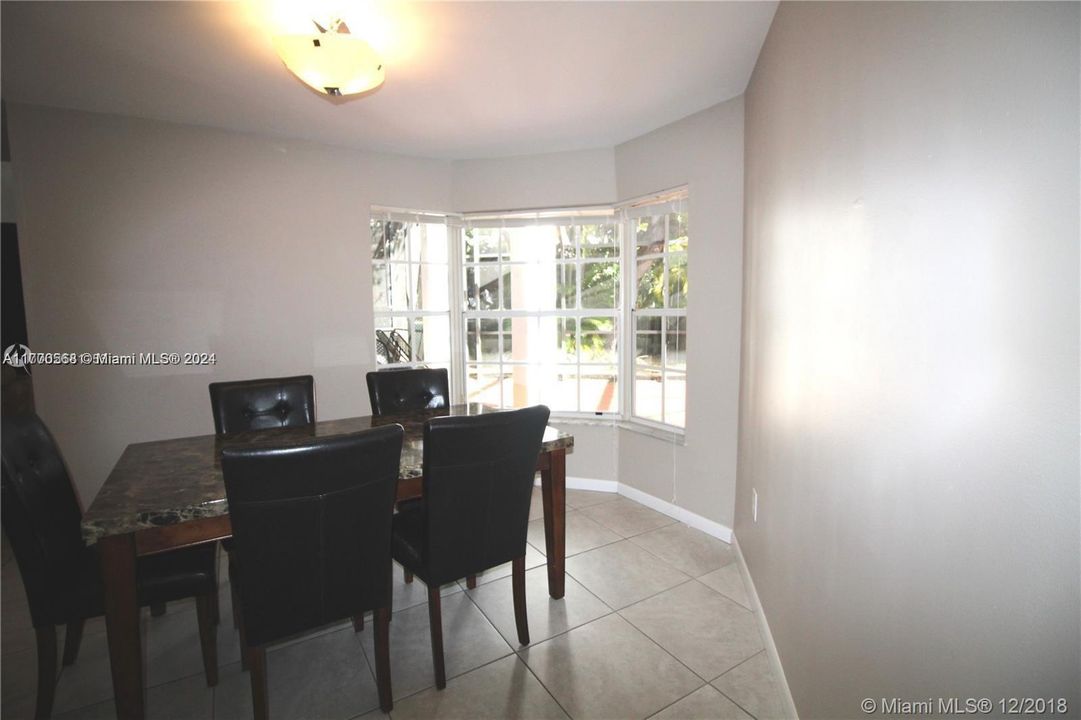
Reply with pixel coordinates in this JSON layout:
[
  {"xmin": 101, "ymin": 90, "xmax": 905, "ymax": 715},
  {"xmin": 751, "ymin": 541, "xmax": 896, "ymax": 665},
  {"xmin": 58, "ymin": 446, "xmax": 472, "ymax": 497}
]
[{"xmin": 1, "ymin": 489, "xmax": 792, "ymax": 720}]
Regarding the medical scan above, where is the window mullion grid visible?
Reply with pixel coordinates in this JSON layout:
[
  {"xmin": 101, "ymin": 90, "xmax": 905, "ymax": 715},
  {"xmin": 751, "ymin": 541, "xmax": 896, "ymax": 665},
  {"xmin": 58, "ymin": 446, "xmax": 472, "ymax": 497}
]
[
  {"xmin": 661, "ymin": 216, "xmax": 669, "ymax": 425},
  {"xmin": 575, "ymin": 227, "xmax": 583, "ymax": 413},
  {"xmin": 448, "ymin": 223, "xmax": 466, "ymax": 402},
  {"xmin": 621, "ymin": 213, "xmax": 635, "ymax": 421}
]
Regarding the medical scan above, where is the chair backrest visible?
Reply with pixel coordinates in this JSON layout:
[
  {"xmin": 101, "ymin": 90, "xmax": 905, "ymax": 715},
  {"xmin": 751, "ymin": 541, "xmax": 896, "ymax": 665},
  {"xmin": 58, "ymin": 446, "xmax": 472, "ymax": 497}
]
[
  {"xmin": 221, "ymin": 425, "xmax": 404, "ymax": 648},
  {"xmin": 419, "ymin": 405, "xmax": 549, "ymax": 585},
  {"xmin": 208, "ymin": 375, "xmax": 315, "ymax": 434},
  {"xmin": 0, "ymin": 414, "xmax": 86, "ymax": 628},
  {"xmin": 366, "ymin": 368, "xmax": 450, "ymax": 416}
]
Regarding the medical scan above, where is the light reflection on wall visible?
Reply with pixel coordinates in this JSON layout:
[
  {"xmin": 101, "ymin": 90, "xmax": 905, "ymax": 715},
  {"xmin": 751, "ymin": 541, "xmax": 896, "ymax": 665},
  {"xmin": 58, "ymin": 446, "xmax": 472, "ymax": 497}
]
[{"xmin": 763, "ymin": 186, "xmax": 1002, "ymax": 440}]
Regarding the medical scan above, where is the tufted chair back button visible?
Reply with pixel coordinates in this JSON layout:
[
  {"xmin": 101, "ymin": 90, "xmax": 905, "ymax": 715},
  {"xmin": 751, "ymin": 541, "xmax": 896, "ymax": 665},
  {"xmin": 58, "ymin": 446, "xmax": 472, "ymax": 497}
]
[{"xmin": 209, "ymin": 376, "xmax": 316, "ymax": 435}]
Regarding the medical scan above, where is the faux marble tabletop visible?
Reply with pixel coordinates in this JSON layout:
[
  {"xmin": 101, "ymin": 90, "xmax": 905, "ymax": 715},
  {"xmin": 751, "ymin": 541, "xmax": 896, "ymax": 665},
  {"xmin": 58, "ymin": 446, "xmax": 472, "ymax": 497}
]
[{"xmin": 81, "ymin": 404, "xmax": 573, "ymax": 545}]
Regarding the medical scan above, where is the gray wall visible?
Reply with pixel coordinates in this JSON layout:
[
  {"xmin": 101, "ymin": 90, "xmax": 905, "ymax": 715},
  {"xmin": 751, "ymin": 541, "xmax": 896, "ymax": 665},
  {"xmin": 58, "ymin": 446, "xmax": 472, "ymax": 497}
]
[
  {"xmin": 452, "ymin": 148, "xmax": 616, "ymax": 212},
  {"xmin": 615, "ymin": 98, "xmax": 745, "ymax": 527},
  {"xmin": 737, "ymin": 3, "xmax": 1080, "ymax": 718}
]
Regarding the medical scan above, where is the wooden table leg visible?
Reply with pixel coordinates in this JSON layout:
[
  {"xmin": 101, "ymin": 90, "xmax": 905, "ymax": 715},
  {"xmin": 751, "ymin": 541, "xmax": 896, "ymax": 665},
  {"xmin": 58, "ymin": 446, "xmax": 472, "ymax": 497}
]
[
  {"xmin": 540, "ymin": 447, "xmax": 567, "ymax": 599},
  {"xmin": 99, "ymin": 533, "xmax": 145, "ymax": 720}
]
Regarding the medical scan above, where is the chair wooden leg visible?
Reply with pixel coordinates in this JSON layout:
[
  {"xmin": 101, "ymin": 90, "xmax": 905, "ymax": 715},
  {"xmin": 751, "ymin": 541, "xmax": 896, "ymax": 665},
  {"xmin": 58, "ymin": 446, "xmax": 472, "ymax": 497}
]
[
  {"xmin": 195, "ymin": 594, "xmax": 219, "ymax": 687},
  {"xmin": 352, "ymin": 613, "xmax": 365, "ymax": 632},
  {"xmin": 61, "ymin": 619, "xmax": 85, "ymax": 666},
  {"xmin": 426, "ymin": 586, "xmax": 446, "ymax": 690},
  {"xmin": 512, "ymin": 556, "xmax": 530, "ymax": 646},
  {"xmin": 248, "ymin": 646, "xmax": 269, "ymax": 720},
  {"xmin": 33, "ymin": 626, "xmax": 57, "ymax": 720},
  {"xmin": 404, "ymin": 568, "xmax": 413, "ymax": 584},
  {"xmin": 150, "ymin": 603, "xmax": 166, "ymax": 617},
  {"xmin": 374, "ymin": 607, "xmax": 393, "ymax": 712},
  {"xmin": 466, "ymin": 575, "xmax": 477, "ymax": 589},
  {"xmin": 209, "ymin": 584, "xmax": 221, "ymax": 627}
]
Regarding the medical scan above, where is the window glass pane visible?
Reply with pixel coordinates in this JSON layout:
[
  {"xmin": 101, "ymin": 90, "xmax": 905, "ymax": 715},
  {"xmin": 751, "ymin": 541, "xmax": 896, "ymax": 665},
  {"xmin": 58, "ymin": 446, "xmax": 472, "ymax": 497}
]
[
  {"xmin": 634, "ymin": 365, "xmax": 663, "ymax": 422},
  {"xmin": 463, "ymin": 229, "xmax": 476, "ymax": 263},
  {"xmin": 581, "ymin": 262, "xmax": 619, "ymax": 308},
  {"xmin": 581, "ymin": 223, "xmax": 618, "ymax": 258},
  {"xmin": 465, "ymin": 318, "xmax": 479, "ymax": 361},
  {"xmin": 558, "ymin": 226, "xmax": 577, "ymax": 259},
  {"xmin": 635, "ymin": 257, "xmax": 664, "ymax": 309},
  {"xmin": 635, "ymin": 316, "xmax": 662, "ymax": 367},
  {"xmin": 580, "ymin": 316, "xmax": 618, "ymax": 364},
  {"xmin": 635, "ymin": 215, "xmax": 665, "ymax": 257},
  {"xmin": 556, "ymin": 263, "xmax": 576, "ymax": 310},
  {"xmin": 667, "ymin": 213, "xmax": 688, "ymax": 252},
  {"xmin": 502, "ymin": 317, "xmax": 516, "ymax": 362},
  {"xmin": 554, "ymin": 318, "xmax": 576, "ymax": 364},
  {"xmin": 375, "ymin": 317, "xmax": 412, "ymax": 364},
  {"xmin": 388, "ymin": 263, "xmax": 412, "ymax": 310},
  {"xmin": 413, "ymin": 263, "xmax": 449, "ymax": 311},
  {"xmin": 386, "ymin": 221, "xmax": 409, "ymax": 262},
  {"xmin": 466, "ymin": 364, "xmax": 505, "ymax": 407},
  {"xmin": 464, "ymin": 265, "xmax": 500, "ymax": 310},
  {"xmin": 415, "ymin": 315, "xmax": 450, "ymax": 363},
  {"xmin": 581, "ymin": 366, "xmax": 618, "ymax": 413},
  {"xmin": 665, "ymin": 316, "xmax": 687, "ymax": 370},
  {"xmin": 667, "ymin": 253, "xmax": 687, "ymax": 308},
  {"xmin": 474, "ymin": 228, "xmax": 502, "ymax": 260},
  {"xmin": 512, "ymin": 364, "xmax": 577, "ymax": 412},
  {"xmin": 502, "ymin": 267, "xmax": 512, "ymax": 310},
  {"xmin": 372, "ymin": 262, "xmax": 388, "ymax": 310},
  {"xmin": 410, "ymin": 223, "xmax": 448, "ymax": 264},
  {"xmin": 466, "ymin": 318, "xmax": 500, "ymax": 363},
  {"xmin": 665, "ymin": 371, "xmax": 686, "ymax": 427},
  {"xmin": 370, "ymin": 219, "xmax": 385, "ymax": 260},
  {"xmin": 503, "ymin": 225, "xmax": 567, "ymax": 262}
]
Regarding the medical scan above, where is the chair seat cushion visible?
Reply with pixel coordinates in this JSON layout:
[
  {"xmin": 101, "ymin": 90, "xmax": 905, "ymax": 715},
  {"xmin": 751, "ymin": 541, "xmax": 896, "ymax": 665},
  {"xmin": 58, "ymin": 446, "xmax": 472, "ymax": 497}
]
[
  {"xmin": 68, "ymin": 542, "xmax": 218, "ymax": 620},
  {"xmin": 391, "ymin": 504, "xmax": 425, "ymax": 581}
]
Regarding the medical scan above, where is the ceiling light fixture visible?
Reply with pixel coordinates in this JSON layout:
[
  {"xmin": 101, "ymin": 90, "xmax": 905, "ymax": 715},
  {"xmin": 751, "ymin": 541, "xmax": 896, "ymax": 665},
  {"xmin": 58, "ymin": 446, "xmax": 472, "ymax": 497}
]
[{"xmin": 272, "ymin": 19, "xmax": 385, "ymax": 97}]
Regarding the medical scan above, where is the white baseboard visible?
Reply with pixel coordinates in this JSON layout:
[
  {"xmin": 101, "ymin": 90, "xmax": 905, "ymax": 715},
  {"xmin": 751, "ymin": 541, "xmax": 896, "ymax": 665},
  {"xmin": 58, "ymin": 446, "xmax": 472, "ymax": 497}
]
[
  {"xmin": 538, "ymin": 475, "xmax": 734, "ymax": 544},
  {"xmin": 732, "ymin": 535, "xmax": 800, "ymax": 719},
  {"xmin": 566, "ymin": 475, "xmax": 619, "ymax": 493},
  {"xmin": 616, "ymin": 483, "xmax": 733, "ymax": 543}
]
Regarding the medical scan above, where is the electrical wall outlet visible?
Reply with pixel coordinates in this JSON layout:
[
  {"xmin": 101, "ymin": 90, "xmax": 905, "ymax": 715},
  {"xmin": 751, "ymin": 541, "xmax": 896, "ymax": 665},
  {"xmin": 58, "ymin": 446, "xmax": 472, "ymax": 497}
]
[{"xmin": 753, "ymin": 488, "xmax": 758, "ymax": 523}]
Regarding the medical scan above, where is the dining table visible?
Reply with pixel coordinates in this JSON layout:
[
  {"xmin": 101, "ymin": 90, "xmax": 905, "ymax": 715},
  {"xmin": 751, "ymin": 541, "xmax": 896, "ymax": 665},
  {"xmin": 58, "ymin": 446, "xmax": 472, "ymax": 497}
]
[{"xmin": 81, "ymin": 403, "xmax": 574, "ymax": 720}]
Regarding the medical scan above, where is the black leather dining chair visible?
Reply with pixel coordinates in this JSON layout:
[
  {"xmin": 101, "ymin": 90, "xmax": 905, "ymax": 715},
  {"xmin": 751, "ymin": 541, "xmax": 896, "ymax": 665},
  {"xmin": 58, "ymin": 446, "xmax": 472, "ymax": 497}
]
[
  {"xmin": 391, "ymin": 405, "xmax": 550, "ymax": 690},
  {"xmin": 207, "ymin": 374, "xmax": 317, "ymax": 638},
  {"xmin": 221, "ymin": 425, "xmax": 403, "ymax": 718},
  {"xmin": 1, "ymin": 414, "xmax": 220, "ymax": 719},
  {"xmin": 366, "ymin": 367, "xmax": 455, "ymax": 585},
  {"xmin": 208, "ymin": 375, "xmax": 316, "ymax": 434},
  {"xmin": 365, "ymin": 368, "xmax": 449, "ymax": 416}
]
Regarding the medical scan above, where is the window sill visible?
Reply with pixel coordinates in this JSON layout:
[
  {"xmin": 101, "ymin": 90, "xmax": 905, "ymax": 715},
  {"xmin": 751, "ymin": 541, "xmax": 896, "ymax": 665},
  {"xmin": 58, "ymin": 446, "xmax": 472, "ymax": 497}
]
[
  {"xmin": 548, "ymin": 413, "xmax": 621, "ymax": 428},
  {"xmin": 548, "ymin": 414, "xmax": 687, "ymax": 445},
  {"xmin": 617, "ymin": 420, "xmax": 687, "ymax": 445}
]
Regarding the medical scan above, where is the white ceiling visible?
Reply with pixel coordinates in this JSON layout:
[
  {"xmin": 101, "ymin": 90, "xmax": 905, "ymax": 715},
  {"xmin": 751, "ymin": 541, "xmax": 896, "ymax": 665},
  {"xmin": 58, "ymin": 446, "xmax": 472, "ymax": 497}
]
[{"xmin": 1, "ymin": 1, "xmax": 777, "ymax": 160}]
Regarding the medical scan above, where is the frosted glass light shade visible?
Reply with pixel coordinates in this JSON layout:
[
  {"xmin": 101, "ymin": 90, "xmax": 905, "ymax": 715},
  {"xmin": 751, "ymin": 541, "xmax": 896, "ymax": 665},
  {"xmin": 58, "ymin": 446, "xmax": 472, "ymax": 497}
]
[{"xmin": 273, "ymin": 32, "xmax": 384, "ymax": 96}]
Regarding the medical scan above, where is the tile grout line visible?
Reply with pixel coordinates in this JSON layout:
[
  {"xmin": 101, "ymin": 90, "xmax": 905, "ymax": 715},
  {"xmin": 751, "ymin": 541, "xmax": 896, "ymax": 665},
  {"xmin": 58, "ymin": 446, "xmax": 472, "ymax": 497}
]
[
  {"xmin": 642, "ymin": 680, "xmax": 712, "ymax": 720},
  {"xmin": 709, "ymin": 649, "xmax": 773, "ymax": 720}
]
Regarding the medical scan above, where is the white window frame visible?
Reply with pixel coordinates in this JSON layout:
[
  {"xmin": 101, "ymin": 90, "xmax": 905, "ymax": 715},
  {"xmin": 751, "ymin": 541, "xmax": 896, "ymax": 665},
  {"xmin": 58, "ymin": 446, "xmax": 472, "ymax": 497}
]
[
  {"xmin": 619, "ymin": 189, "xmax": 689, "ymax": 434},
  {"xmin": 370, "ymin": 208, "xmax": 457, "ymax": 372},
  {"xmin": 459, "ymin": 210, "xmax": 622, "ymax": 419}
]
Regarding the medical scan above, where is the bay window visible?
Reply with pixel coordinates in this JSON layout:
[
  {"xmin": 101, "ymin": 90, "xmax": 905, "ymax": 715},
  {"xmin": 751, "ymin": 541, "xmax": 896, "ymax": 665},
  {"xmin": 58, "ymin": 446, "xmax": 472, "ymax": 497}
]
[{"xmin": 369, "ymin": 188, "xmax": 688, "ymax": 432}]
